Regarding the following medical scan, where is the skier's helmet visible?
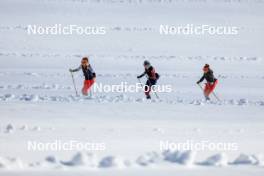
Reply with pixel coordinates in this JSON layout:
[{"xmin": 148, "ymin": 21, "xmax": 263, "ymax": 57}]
[{"xmin": 143, "ymin": 60, "xmax": 150, "ymax": 66}]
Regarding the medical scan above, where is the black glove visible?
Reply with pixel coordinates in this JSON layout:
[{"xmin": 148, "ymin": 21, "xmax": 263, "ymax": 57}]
[
  {"xmin": 196, "ymin": 81, "xmax": 200, "ymax": 84},
  {"xmin": 69, "ymin": 69, "xmax": 73, "ymax": 72},
  {"xmin": 137, "ymin": 76, "xmax": 141, "ymax": 79}
]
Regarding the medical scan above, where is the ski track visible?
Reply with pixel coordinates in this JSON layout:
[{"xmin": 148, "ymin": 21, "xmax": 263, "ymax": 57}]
[
  {"xmin": 0, "ymin": 93, "xmax": 263, "ymax": 106},
  {"xmin": 0, "ymin": 72, "xmax": 263, "ymax": 79},
  {"xmin": 0, "ymin": 72, "xmax": 263, "ymax": 105},
  {"xmin": 0, "ymin": 52, "xmax": 261, "ymax": 62}
]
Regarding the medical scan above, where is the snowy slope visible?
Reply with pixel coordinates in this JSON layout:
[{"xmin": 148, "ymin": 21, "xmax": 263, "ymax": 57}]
[{"xmin": 0, "ymin": 0, "xmax": 264, "ymax": 175}]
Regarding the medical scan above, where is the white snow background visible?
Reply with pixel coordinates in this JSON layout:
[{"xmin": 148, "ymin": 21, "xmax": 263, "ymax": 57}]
[{"xmin": 0, "ymin": 0, "xmax": 264, "ymax": 175}]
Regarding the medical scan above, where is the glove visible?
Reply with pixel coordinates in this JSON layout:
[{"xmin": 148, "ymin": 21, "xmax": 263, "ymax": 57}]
[
  {"xmin": 69, "ymin": 69, "xmax": 73, "ymax": 72},
  {"xmin": 137, "ymin": 76, "xmax": 140, "ymax": 79},
  {"xmin": 196, "ymin": 81, "xmax": 200, "ymax": 84}
]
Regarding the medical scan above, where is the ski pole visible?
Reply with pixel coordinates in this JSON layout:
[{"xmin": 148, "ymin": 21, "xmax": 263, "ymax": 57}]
[
  {"xmin": 212, "ymin": 91, "xmax": 221, "ymax": 102},
  {"xmin": 197, "ymin": 83, "xmax": 204, "ymax": 91},
  {"xmin": 149, "ymin": 82, "xmax": 160, "ymax": 99},
  {"xmin": 89, "ymin": 86, "xmax": 93, "ymax": 97},
  {"xmin": 70, "ymin": 71, "xmax": 78, "ymax": 96},
  {"xmin": 137, "ymin": 78, "xmax": 142, "ymax": 85},
  {"xmin": 152, "ymin": 86, "xmax": 159, "ymax": 99}
]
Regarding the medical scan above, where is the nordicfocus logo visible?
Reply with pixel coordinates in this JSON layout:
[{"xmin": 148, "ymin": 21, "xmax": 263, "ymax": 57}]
[
  {"xmin": 160, "ymin": 24, "xmax": 239, "ymax": 35},
  {"xmin": 27, "ymin": 24, "xmax": 106, "ymax": 35},
  {"xmin": 27, "ymin": 140, "xmax": 106, "ymax": 151},
  {"xmin": 160, "ymin": 140, "xmax": 238, "ymax": 152},
  {"xmin": 92, "ymin": 82, "xmax": 172, "ymax": 93}
]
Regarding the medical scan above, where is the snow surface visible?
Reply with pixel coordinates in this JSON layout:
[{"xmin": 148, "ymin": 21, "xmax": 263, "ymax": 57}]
[{"xmin": 0, "ymin": 0, "xmax": 264, "ymax": 175}]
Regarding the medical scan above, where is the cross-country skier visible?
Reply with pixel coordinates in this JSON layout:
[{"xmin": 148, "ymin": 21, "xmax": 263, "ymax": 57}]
[
  {"xmin": 69, "ymin": 57, "xmax": 96, "ymax": 96},
  {"xmin": 197, "ymin": 64, "xmax": 218, "ymax": 100},
  {"xmin": 137, "ymin": 60, "xmax": 159, "ymax": 99}
]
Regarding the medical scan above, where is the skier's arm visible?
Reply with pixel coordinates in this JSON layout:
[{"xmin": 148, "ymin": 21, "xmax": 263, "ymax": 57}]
[
  {"xmin": 69, "ymin": 65, "xmax": 81, "ymax": 72},
  {"xmin": 137, "ymin": 72, "xmax": 146, "ymax": 79},
  {"xmin": 197, "ymin": 75, "xmax": 205, "ymax": 84}
]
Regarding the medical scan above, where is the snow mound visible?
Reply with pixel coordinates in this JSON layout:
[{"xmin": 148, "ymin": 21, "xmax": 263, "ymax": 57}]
[
  {"xmin": 237, "ymin": 99, "xmax": 249, "ymax": 105},
  {"xmin": 45, "ymin": 156, "xmax": 57, "ymax": 164},
  {"xmin": 136, "ymin": 152, "xmax": 162, "ymax": 166},
  {"xmin": 40, "ymin": 155, "xmax": 65, "ymax": 169},
  {"xmin": 5, "ymin": 124, "xmax": 15, "ymax": 133},
  {"xmin": 0, "ymin": 157, "xmax": 6, "ymax": 168},
  {"xmin": 60, "ymin": 152, "xmax": 97, "ymax": 167},
  {"xmin": 99, "ymin": 156, "xmax": 126, "ymax": 168},
  {"xmin": 232, "ymin": 154, "xmax": 259, "ymax": 165},
  {"xmin": 31, "ymin": 126, "xmax": 41, "ymax": 131},
  {"xmin": 190, "ymin": 100, "xmax": 204, "ymax": 106},
  {"xmin": 0, "ymin": 157, "xmax": 24, "ymax": 169},
  {"xmin": 20, "ymin": 125, "xmax": 28, "ymax": 131},
  {"xmin": 19, "ymin": 94, "xmax": 39, "ymax": 102},
  {"xmin": 1, "ymin": 152, "xmax": 264, "ymax": 170},
  {"xmin": 163, "ymin": 150, "xmax": 196, "ymax": 165},
  {"xmin": 2, "ymin": 94, "xmax": 15, "ymax": 101},
  {"xmin": 153, "ymin": 128, "xmax": 165, "ymax": 134},
  {"xmin": 254, "ymin": 154, "xmax": 264, "ymax": 166},
  {"xmin": 200, "ymin": 153, "xmax": 228, "ymax": 166}
]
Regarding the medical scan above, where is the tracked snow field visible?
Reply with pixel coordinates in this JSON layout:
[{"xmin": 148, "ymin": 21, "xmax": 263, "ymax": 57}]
[{"xmin": 0, "ymin": 0, "xmax": 264, "ymax": 175}]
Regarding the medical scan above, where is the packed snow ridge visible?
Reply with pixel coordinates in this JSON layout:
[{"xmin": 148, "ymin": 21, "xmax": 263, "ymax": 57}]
[
  {"xmin": 0, "ymin": 151, "xmax": 263, "ymax": 170},
  {"xmin": 1, "ymin": 124, "xmax": 41, "ymax": 134}
]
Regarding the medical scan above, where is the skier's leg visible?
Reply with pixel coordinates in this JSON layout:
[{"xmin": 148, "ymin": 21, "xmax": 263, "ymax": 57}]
[
  {"xmin": 204, "ymin": 83, "xmax": 210, "ymax": 100},
  {"xmin": 150, "ymin": 79, "xmax": 159, "ymax": 99},
  {"xmin": 144, "ymin": 80, "xmax": 151, "ymax": 99},
  {"xmin": 82, "ymin": 79, "xmax": 95, "ymax": 96},
  {"xmin": 208, "ymin": 79, "xmax": 218, "ymax": 95},
  {"xmin": 82, "ymin": 80, "xmax": 89, "ymax": 95},
  {"xmin": 86, "ymin": 79, "xmax": 95, "ymax": 92}
]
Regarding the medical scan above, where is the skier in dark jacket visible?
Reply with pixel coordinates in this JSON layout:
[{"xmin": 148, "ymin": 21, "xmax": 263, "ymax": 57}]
[
  {"xmin": 197, "ymin": 64, "xmax": 218, "ymax": 100},
  {"xmin": 137, "ymin": 60, "xmax": 159, "ymax": 99},
  {"xmin": 69, "ymin": 57, "xmax": 96, "ymax": 96}
]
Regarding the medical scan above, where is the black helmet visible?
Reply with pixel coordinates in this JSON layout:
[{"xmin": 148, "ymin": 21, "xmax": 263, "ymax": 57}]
[{"xmin": 143, "ymin": 60, "xmax": 150, "ymax": 66}]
